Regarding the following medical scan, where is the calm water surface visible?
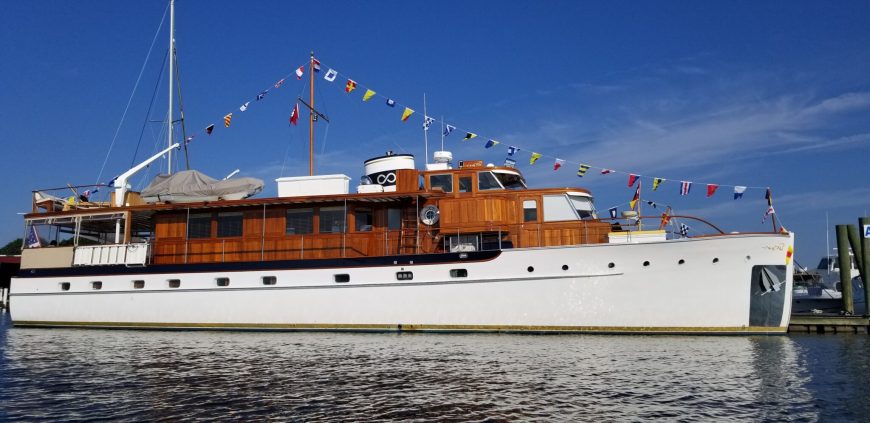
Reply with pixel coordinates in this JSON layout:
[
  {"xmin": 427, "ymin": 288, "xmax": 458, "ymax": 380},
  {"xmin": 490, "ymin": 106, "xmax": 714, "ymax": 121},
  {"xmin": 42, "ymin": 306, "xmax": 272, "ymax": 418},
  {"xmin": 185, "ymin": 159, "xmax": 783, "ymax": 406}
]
[{"xmin": 1, "ymin": 312, "xmax": 869, "ymax": 421}]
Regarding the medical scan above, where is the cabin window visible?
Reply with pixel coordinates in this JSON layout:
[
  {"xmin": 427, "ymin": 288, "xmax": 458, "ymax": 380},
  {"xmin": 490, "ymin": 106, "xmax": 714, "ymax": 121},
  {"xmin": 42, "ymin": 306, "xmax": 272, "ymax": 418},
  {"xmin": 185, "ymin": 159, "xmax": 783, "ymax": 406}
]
[
  {"xmin": 286, "ymin": 208, "xmax": 314, "ymax": 235},
  {"xmin": 450, "ymin": 269, "xmax": 468, "ymax": 278},
  {"xmin": 215, "ymin": 277, "xmax": 230, "ymax": 287},
  {"xmin": 387, "ymin": 208, "xmax": 402, "ymax": 230},
  {"xmin": 217, "ymin": 212, "xmax": 243, "ymax": 237},
  {"xmin": 262, "ymin": 276, "xmax": 277, "ymax": 285},
  {"xmin": 493, "ymin": 171, "xmax": 527, "ymax": 190},
  {"xmin": 458, "ymin": 176, "xmax": 473, "ymax": 193},
  {"xmin": 523, "ymin": 200, "xmax": 538, "ymax": 222},
  {"xmin": 396, "ymin": 271, "xmax": 413, "ymax": 280},
  {"xmin": 568, "ymin": 194, "xmax": 597, "ymax": 220},
  {"xmin": 543, "ymin": 195, "xmax": 577, "ymax": 222},
  {"xmin": 60, "ymin": 282, "xmax": 70, "ymax": 291},
  {"xmin": 334, "ymin": 274, "xmax": 350, "ymax": 283},
  {"xmin": 133, "ymin": 280, "xmax": 145, "ymax": 289},
  {"xmin": 188, "ymin": 213, "xmax": 212, "ymax": 239},
  {"xmin": 429, "ymin": 174, "xmax": 453, "ymax": 193},
  {"xmin": 168, "ymin": 279, "xmax": 181, "ymax": 288},
  {"xmin": 478, "ymin": 172, "xmax": 502, "ymax": 190},
  {"xmin": 91, "ymin": 281, "xmax": 103, "ymax": 290},
  {"xmin": 319, "ymin": 207, "xmax": 346, "ymax": 233},
  {"xmin": 355, "ymin": 208, "xmax": 373, "ymax": 232}
]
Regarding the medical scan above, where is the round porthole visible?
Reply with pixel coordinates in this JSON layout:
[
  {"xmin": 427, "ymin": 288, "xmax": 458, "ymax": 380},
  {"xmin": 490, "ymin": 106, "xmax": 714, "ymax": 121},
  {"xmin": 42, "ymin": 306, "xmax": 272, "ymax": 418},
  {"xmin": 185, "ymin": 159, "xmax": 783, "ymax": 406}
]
[
  {"xmin": 643, "ymin": 261, "xmax": 650, "ymax": 267},
  {"xmin": 713, "ymin": 258, "xmax": 719, "ymax": 264},
  {"xmin": 608, "ymin": 262, "xmax": 615, "ymax": 269},
  {"xmin": 678, "ymin": 259, "xmax": 685, "ymax": 265},
  {"xmin": 527, "ymin": 266, "xmax": 535, "ymax": 272},
  {"xmin": 562, "ymin": 265, "xmax": 569, "ymax": 271}
]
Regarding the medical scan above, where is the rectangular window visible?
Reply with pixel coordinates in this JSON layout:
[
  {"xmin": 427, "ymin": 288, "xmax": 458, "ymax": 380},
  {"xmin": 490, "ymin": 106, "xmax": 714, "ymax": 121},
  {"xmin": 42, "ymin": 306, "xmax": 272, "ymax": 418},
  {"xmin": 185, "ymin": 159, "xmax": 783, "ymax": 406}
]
[
  {"xmin": 215, "ymin": 277, "xmax": 230, "ymax": 287},
  {"xmin": 478, "ymin": 172, "xmax": 502, "ymax": 190},
  {"xmin": 319, "ymin": 207, "xmax": 345, "ymax": 233},
  {"xmin": 543, "ymin": 195, "xmax": 578, "ymax": 222},
  {"xmin": 458, "ymin": 176, "xmax": 473, "ymax": 193},
  {"xmin": 396, "ymin": 271, "xmax": 413, "ymax": 281},
  {"xmin": 285, "ymin": 208, "xmax": 313, "ymax": 235},
  {"xmin": 450, "ymin": 269, "xmax": 468, "ymax": 278},
  {"xmin": 429, "ymin": 174, "xmax": 453, "ymax": 193},
  {"xmin": 262, "ymin": 276, "xmax": 277, "ymax": 285},
  {"xmin": 60, "ymin": 282, "xmax": 70, "ymax": 291},
  {"xmin": 334, "ymin": 274, "xmax": 350, "ymax": 283},
  {"xmin": 387, "ymin": 208, "xmax": 402, "ymax": 230},
  {"xmin": 133, "ymin": 280, "xmax": 145, "ymax": 289},
  {"xmin": 354, "ymin": 208, "xmax": 373, "ymax": 232},
  {"xmin": 91, "ymin": 281, "xmax": 103, "ymax": 290},
  {"xmin": 523, "ymin": 200, "xmax": 538, "ymax": 222},
  {"xmin": 168, "ymin": 279, "xmax": 181, "ymax": 288},
  {"xmin": 217, "ymin": 212, "xmax": 243, "ymax": 237},
  {"xmin": 187, "ymin": 213, "xmax": 212, "ymax": 239}
]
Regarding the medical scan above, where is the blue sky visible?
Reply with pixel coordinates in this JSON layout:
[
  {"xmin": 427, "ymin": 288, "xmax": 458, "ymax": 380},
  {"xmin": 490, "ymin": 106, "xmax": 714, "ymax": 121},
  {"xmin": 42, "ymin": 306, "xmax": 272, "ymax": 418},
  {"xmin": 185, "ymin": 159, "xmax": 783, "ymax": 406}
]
[{"xmin": 1, "ymin": 1, "xmax": 869, "ymax": 266}]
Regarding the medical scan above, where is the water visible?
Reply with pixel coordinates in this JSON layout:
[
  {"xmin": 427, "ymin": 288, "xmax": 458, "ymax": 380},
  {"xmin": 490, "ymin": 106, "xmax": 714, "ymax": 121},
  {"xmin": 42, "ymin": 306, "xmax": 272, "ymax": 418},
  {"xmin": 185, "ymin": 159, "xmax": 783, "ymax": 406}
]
[{"xmin": 1, "ymin": 313, "xmax": 869, "ymax": 422}]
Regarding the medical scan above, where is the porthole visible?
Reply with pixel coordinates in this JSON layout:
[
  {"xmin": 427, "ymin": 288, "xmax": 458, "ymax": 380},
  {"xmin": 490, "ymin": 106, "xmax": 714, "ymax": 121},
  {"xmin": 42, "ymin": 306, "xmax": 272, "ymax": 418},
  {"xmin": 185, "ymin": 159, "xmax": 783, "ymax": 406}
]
[
  {"xmin": 168, "ymin": 279, "xmax": 181, "ymax": 288},
  {"xmin": 133, "ymin": 280, "xmax": 145, "ymax": 289},
  {"xmin": 91, "ymin": 281, "xmax": 103, "ymax": 290},
  {"xmin": 745, "ymin": 255, "xmax": 751, "ymax": 261},
  {"xmin": 527, "ymin": 266, "xmax": 534, "ymax": 272},
  {"xmin": 562, "ymin": 265, "xmax": 569, "ymax": 271},
  {"xmin": 396, "ymin": 271, "xmax": 413, "ymax": 281},
  {"xmin": 262, "ymin": 276, "xmax": 277, "ymax": 286},
  {"xmin": 678, "ymin": 259, "xmax": 685, "ymax": 265},
  {"xmin": 608, "ymin": 262, "xmax": 615, "ymax": 269},
  {"xmin": 334, "ymin": 274, "xmax": 350, "ymax": 283},
  {"xmin": 60, "ymin": 282, "xmax": 70, "ymax": 291},
  {"xmin": 643, "ymin": 261, "xmax": 650, "ymax": 267},
  {"xmin": 450, "ymin": 269, "xmax": 468, "ymax": 278},
  {"xmin": 216, "ymin": 277, "xmax": 230, "ymax": 287},
  {"xmin": 712, "ymin": 258, "xmax": 719, "ymax": 264}
]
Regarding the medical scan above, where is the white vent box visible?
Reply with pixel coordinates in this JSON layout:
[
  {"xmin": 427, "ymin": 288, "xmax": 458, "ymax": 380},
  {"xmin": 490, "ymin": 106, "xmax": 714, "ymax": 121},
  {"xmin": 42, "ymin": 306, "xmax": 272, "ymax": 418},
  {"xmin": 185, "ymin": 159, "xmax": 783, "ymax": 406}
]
[{"xmin": 276, "ymin": 174, "xmax": 351, "ymax": 197}]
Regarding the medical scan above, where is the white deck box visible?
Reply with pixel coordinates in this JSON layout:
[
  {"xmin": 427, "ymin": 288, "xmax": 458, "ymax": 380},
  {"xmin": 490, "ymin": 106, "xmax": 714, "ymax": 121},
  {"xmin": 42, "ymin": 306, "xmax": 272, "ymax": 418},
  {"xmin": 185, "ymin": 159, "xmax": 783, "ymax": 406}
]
[{"xmin": 276, "ymin": 174, "xmax": 351, "ymax": 197}]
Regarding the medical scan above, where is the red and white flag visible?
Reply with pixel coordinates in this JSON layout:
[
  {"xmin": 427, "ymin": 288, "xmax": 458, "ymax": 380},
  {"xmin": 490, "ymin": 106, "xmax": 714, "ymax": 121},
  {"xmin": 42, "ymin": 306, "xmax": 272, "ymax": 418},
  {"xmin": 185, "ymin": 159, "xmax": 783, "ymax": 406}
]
[
  {"xmin": 553, "ymin": 159, "xmax": 565, "ymax": 171},
  {"xmin": 762, "ymin": 205, "xmax": 776, "ymax": 223},
  {"xmin": 680, "ymin": 181, "xmax": 691, "ymax": 196},
  {"xmin": 628, "ymin": 173, "xmax": 638, "ymax": 187},
  {"xmin": 312, "ymin": 58, "xmax": 321, "ymax": 72},
  {"xmin": 601, "ymin": 169, "xmax": 614, "ymax": 175},
  {"xmin": 289, "ymin": 103, "xmax": 299, "ymax": 126},
  {"xmin": 295, "ymin": 66, "xmax": 304, "ymax": 80}
]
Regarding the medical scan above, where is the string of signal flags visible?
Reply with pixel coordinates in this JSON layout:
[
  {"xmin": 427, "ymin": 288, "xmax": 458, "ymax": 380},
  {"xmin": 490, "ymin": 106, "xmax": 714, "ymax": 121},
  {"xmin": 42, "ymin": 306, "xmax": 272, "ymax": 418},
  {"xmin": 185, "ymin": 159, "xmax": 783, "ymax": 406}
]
[{"xmin": 183, "ymin": 55, "xmax": 777, "ymax": 209}]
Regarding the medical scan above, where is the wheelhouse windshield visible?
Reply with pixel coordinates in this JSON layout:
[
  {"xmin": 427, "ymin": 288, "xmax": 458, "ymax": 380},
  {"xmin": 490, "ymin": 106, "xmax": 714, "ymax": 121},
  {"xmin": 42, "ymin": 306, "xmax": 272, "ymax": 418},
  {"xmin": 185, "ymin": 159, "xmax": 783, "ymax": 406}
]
[{"xmin": 493, "ymin": 171, "xmax": 527, "ymax": 190}]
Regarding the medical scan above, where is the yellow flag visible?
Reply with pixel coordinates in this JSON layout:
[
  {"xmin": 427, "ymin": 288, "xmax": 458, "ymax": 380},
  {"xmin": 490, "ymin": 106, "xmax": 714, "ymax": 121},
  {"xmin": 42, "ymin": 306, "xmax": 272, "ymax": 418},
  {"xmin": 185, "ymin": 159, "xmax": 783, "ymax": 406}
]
[
  {"xmin": 363, "ymin": 89, "xmax": 376, "ymax": 101},
  {"xmin": 224, "ymin": 113, "xmax": 232, "ymax": 128},
  {"xmin": 401, "ymin": 107, "xmax": 414, "ymax": 122},
  {"xmin": 530, "ymin": 152, "xmax": 542, "ymax": 165}
]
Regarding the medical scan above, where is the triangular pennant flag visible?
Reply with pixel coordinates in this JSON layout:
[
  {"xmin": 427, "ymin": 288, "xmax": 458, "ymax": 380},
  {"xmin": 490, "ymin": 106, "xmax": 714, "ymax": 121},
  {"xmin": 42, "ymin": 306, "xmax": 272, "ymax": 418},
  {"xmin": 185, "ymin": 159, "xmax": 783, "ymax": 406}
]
[
  {"xmin": 762, "ymin": 205, "xmax": 776, "ymax": 223},
  {"xmin": 628, "ymin": 174, "xmax": 639, "ymax": 187},
  {"xmin": 206, "ymin": 124, "xmax": 215, "ymax": 135},
  {"xmin": 386, "ymin": 98, "xmax": 396, "ymax": 107},
  {"xmin": 289, "ymin": 103, "xmax": 299, "ymax": 126},
  {"xmin": 507, "ymin": 146, "xmax": 519, "ymax": 156},
  {"xmin": 312, "ymin": 58, "xmax": 321, "ymax": 72},
  {"xmin": 257, "ymin": 90, "xmax": 268, "ymax": 101},
  {"xmin": 530, "ymin": 152, "xmax": 542, "ymax": 165},
  {"xmin": 275, "ymin": 78, "xmax": 287, "ymax": 88},
  {"xmin": 345, "ymin": 79, "xmax": 357, "ymax": 93},
  {"xmin": 324, "ymin": 69, "xmax": 338, "ymax": 82},
  {"xmin": 601, "ymin": 169, "xmax": 613, "ymax": 175},
  {"xmin": 706, "ymin": 184, "xmax": 719, "ymax": 198},
  {"xmin": 652, "ymin": 178, "xmax": 664, "ymax": 191},
  {"xmin": 629, "ymin": 181, "xmax": 641, "ymax": 210},
  {"xmin": 423, "ymin": 116, "xmax": 434, "ymax": 131},
  {"xmin": 484, "ymin": 139, "xmax": 499, "ymax": 149},
  {"xmin": 553, "ymin": 159, "xmax": 565, "ymax": 171},
  {"xmin": 734, "ymin": 186, "xmax": 747, "ymax": 200},
  {"xmin": 679, "ymin": 181, "xmax": 691, "ymax": 196},
  {"xmin": 239, "ymin": 102, "xmax": 250, "ymax": 112},
  {"xmin": 401, "ymin": 107, "xmax": 414, "ymax": 121},
  {"xmin": 224, "ymin": 113, "xmax": 232, "ymax": 128},
  {"xmin": 363, "ymin": 89, "xmax": 376, "ymax": 101},
  {"xmin": 609, "ymin": 207, "xmax": 618, "ymax": 218},
  {"xmin": 577, "ymin": 164, "xmax": 591, "ymax": 177},
  {"xmin": 443, "ymin": 124, "xmax": 455, "ymax": 136},
  {"xmin": 295, "ymin": 66, "xmax": 304, "ymax": 80},
  {"xmin": 463, "ymin": 132, "xmax": 477, "ymax": 141}
]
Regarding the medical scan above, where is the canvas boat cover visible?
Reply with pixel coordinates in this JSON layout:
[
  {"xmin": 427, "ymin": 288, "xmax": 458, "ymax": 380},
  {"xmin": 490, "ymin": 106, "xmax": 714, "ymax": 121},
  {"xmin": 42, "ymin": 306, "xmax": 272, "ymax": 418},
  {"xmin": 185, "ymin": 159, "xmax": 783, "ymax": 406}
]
[{"xmin": 141, "ymin": 170, "xmax": 264, "ymax": 202}]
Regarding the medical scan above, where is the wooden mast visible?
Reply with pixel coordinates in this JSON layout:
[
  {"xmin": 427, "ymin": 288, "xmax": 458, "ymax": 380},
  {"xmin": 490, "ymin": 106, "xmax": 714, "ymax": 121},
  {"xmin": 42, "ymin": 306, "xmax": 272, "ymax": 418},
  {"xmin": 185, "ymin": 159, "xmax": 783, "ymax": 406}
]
[{"xmin": 309, "ymin": 51, "xmax": 315, "ymax": 176}]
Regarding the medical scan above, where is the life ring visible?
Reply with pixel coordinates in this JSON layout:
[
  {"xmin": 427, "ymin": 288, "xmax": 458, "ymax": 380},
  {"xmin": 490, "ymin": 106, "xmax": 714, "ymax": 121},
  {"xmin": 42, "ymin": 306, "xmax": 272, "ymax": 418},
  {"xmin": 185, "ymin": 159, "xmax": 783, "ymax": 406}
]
[{"xmin": 420, "ymin": 205, "xmax": 440, "ymax": 226}]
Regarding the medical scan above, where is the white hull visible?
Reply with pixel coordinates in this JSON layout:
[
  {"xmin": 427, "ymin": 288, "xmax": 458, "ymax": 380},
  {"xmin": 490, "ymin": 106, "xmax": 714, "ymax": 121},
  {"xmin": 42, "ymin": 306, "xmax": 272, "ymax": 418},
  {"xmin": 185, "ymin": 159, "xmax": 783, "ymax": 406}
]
[{"xmin": 10, "ymin": 233, "xmax": 794, "ymax": 334}]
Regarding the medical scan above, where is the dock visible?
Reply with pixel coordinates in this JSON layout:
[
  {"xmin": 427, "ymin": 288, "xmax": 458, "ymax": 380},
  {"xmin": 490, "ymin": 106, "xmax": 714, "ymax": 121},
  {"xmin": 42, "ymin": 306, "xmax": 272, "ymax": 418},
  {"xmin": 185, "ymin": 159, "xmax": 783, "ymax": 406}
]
[{"xmin": 788, "ymin": 314, "xmax": 870, "ymax": 334}]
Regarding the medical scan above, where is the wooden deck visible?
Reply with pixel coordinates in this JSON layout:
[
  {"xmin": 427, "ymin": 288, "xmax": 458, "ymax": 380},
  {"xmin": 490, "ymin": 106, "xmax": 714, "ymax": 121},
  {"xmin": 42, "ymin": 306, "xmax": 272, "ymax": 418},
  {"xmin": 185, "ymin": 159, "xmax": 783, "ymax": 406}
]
[{"xmin": 789, "ymin": 314, "xmax": 870, "ymax": 334}]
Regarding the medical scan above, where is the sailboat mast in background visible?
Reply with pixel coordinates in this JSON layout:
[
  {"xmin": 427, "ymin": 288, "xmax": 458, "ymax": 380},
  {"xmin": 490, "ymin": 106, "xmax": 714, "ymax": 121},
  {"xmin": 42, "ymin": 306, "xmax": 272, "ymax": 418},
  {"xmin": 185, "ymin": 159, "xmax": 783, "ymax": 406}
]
[{"xmin": 167, "ymin": 0, "xmax": 175, "ymax": 174}]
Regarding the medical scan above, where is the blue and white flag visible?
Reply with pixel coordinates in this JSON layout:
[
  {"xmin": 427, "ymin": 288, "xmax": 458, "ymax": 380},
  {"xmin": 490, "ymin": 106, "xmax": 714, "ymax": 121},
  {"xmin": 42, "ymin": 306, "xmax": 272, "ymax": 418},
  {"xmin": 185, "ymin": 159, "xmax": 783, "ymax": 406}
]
[
  {"xmin": 26, "ymin": 225, "xmax": 40, "ymax": 248},
  {"xmin": 423, "ymin": 116, "xmax": 434, "ymax": 131},
  {"xmin": 504, "ymin": 158, "xmax": 516, "ymax": 168},
  {"xmin": 256, "ymin": 91, "xmax": 268, "ymax": 101},
  {"xmin": 239, "ymin": 102, "xmax": 250, "ymax": 112},
  {"xmin": 507, "ymin": 146, "xmax": 520, "ymax": 156},
  {"xmin": 324, "ymin": 69, "xmax": 338, "ymax": 82},
  {"xmin": 443, "ymin": 124, "xmax": 455, "ymax": 136},
  {"xmin": 734, "ymin": 186, "xmax": 746, "ymax": 200},
  {"xmin": 386, "ymin": 98, "xmax": 396, "ymax": 107},
  {"xmin": 609, "ymin": 207, "xmax": 618, "ymax": 219}
]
